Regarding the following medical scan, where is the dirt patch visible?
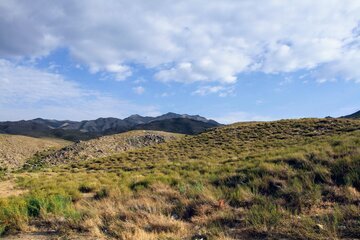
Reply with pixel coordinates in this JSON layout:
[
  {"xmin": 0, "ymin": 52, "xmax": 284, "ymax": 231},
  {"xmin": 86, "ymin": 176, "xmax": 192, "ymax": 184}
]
[{"xmin": 0, "ymin": 180, "xmax": 27, "ymax": 198}]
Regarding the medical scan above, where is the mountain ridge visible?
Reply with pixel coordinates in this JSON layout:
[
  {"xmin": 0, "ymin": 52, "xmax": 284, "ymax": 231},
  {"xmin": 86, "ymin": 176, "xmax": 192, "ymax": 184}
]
[
  {"xmin": 341, "ymin": 110, "xmax": 360, "ymax": 119},
  {"xmin": 0, "ymin": 113, "xmax": 220, "ymax": 141}
]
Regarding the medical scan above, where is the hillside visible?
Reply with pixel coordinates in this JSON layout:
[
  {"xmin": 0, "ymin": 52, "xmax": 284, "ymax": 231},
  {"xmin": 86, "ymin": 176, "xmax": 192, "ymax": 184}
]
[
  {"xmin": 0, "ymin": 113, "xmax": 219, "ymax": 141},
  {"xmin": 342, "ymin": 110, "xmax": 360, "ymax": 119},
  {"xmin": 26, "ymin": 130, "xmax": 182, "ymax": 168},
  {"xmin": 0, "ymin": 135, "xmax": 70, "ymax": 170},
  {"xmin": 1, "ymin": 118, "xmax": 360, "ymax": 239}
]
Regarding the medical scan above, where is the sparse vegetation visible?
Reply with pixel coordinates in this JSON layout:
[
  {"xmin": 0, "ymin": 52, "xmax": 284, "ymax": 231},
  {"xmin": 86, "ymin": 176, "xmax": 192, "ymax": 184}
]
[
  {"xmin": 0, "ymin": 134, "xmax": 70, "ymax": 170},
  {"xmin": 0, "ymin": 118, "xmax": 360, "ymax": 239},
  {"xmin": 24, "ymin": 130, "xmax": 182, "ymax": 168}
]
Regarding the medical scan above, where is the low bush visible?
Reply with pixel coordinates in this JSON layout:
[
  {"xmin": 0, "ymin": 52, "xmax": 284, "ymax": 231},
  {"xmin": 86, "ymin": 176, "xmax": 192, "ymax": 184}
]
[
  {"xmin": 78, "ymin": 183, "xmax": 95, "ymax": 193},
  {"xmin": 94, "ymin": 187, "xmax": 110, "ymax": 200}
]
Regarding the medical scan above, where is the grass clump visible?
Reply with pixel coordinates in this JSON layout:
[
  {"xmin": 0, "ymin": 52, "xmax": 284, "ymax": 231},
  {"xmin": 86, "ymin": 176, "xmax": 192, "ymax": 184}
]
[
  {"xmin": 246, "ymin": 202, "xmax": 285, "ymax": 231},
  {"xmin": 331, "ymin": 157, "xmax": 360, "ymax": 190},
  {"xmin": 0, "ymin": 198, "xmax": 27, "ymax": 235},
  {"xmin": 0, "ymin": 192, "xmax": 80, "ymax": 236}
]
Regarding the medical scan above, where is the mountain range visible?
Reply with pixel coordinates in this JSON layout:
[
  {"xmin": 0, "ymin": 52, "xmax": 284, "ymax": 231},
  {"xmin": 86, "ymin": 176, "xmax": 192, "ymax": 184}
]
[{"xmin": 0, "ymin": 113, "xmax": 220, "ymax": 141}]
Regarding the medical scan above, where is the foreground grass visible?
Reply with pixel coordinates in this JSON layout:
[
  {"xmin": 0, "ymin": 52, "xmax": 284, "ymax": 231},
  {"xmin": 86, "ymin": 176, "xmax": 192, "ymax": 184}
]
[{"xmin": 1, "ymin": 118, "xmax": 360, "ymax": 239}]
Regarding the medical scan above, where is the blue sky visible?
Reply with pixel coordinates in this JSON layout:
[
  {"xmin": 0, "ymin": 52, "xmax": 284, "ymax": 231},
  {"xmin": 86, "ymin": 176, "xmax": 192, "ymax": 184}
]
[{"xmin": 0, "ymin": 1, "xmax": 360, "ymax": 123}]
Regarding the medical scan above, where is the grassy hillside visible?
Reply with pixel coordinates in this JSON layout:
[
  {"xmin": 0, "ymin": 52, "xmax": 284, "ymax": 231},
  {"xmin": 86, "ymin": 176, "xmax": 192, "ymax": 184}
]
[
  {"xmin": 0, "ymin": 134, "xmax": 70, "ymax": 170},
  {"xmin": 1, "ymin": 118, "xmax": 360, "ymax": 239}
]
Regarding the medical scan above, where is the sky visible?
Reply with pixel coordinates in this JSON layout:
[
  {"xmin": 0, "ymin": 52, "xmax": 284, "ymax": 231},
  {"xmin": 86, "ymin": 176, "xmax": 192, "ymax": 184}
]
[{"xmin": 0, "ymin": 0, "xmax": 360, "ymax": 124}]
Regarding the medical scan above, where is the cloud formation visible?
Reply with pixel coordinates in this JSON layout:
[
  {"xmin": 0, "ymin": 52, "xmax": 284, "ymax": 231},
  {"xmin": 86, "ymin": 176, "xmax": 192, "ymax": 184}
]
[
  {"xmin": 0, "ymin": 0, "xmax": 359, "ymax": 84},
  {"xmin": 192, "ymin": 85, "xmax": 235, "ymax": 97},
  {"xmin": 0, "ymin": 59, "xmax": 158, "ymax": 120},
  {"xmin": 133, "ymin": 86, "xmax": 145, "ymax": 95}
]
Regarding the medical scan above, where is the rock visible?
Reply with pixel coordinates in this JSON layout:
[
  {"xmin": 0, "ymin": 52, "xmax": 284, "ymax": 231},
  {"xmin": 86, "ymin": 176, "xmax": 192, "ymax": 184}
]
[
  {"xmin": 315, "ymin": 224, "xmax": 324, "ymax": 232},
  {"xmin": 191, "ymin": 234, "xmax": 207, "ymax": 240}
]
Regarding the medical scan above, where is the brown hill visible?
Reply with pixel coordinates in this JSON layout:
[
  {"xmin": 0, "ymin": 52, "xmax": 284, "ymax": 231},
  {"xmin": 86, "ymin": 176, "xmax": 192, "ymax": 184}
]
[{"xmin": 0, "ymin": 134, "xmax": 70, "ymax": 170}]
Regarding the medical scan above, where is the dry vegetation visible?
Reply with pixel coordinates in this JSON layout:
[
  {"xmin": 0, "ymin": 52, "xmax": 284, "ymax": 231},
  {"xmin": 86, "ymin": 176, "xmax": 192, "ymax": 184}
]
[
  {"xmin": 1, "ymin": 118, "xmax": 360, "ymax": 239},
  {"xmin": 0, "ymin": 134, "xmax": 70, "ymax": 170}
]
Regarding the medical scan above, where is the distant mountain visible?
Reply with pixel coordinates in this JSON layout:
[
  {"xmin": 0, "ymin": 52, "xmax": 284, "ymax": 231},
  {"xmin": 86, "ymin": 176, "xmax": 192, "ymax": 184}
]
[
  {"xmin": 132, "ymin": 118, "xmax": 219, "ymax": 135},
  {"xmin": 151, "ymin": 112, "xmax": 219, "ymax": 125},
  {"xmin": 341, "ymin": 110, "xmax": 360, "ymax": 119},
  {"xmin": 0, "ymin": 113, "xmax": 220, "ymax": 141}
]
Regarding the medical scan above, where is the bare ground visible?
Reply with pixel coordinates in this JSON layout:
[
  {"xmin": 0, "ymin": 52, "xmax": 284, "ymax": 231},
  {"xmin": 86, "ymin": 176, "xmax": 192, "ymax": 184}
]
[{"xmin": 0, "ymin": 180, "xmax": 27, "ymax": 198}]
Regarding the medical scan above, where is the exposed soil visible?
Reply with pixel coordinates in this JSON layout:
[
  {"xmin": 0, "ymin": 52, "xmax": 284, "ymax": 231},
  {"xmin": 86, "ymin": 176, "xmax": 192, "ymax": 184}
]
[{"xmin": 0, "ymin": 180, "xmax": 27, "ymax": 198}]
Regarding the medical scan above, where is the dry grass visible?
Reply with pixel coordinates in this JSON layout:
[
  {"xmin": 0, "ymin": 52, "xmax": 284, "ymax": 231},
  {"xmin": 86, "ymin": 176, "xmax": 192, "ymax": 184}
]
[
  {"xmin": 0, "ymin": 180, "xmax": 27, "ymax": 198},
  {"xmin": 0, "ymin": 134, "xmax": 70, "ymax": 170}
]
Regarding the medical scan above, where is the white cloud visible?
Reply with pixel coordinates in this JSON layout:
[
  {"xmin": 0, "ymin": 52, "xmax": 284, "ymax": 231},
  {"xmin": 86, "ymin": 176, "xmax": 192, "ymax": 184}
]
[
  {"xmin": 213, "ymin": 112, "xmax": 274, "ymax": 124},
  {"xmin": 105, "ymin": 64, "xmax": 132, "ymax": 81},
  {"xmin": 133, "ymin": 86, "xmax": 145, "ymax": 95},
  {"xmin": 0, "ymin": 0, "xmax": 359, "ymax": 83},
  {"xmin": 159, "ymin": 92, "xmax": 174, "ymax": 98},
  {"xmin": 0, "ymin": 59, "xmax": 158, "ymax": 120},
  {"xmin": 0, "ymin": 59, "xmax": 88, "ymax": 104},
  {"xmin": 315, "ymin": 47, "xmax": 360, "ymax": 83},
  {"xmin": 192, "ymin": 85, "xmax": 234, "ymax": 97}
]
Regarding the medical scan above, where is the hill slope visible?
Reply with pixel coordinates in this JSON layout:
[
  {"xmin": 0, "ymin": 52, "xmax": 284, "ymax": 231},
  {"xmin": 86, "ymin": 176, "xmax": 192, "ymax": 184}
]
[
  {"xmin": 27, "ymin": 130, "xmax": 182, "ymax": 168},
  {"xmin": 341, "ymin": 110, "xmax": 360, "ymax": 118},
  {"xmin": 1, "ymin": 118, "xmax": 360, "ymax": 239},
  {"xmin": 0, "ymin": 135, "xmax": 70, "ymax": 170}
]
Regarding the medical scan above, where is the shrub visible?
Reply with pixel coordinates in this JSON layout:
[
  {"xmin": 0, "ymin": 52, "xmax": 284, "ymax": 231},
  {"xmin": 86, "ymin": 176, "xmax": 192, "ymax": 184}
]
[
  {"xmin": 331, "ymin": 157, "xmax": 360, "ymax": 190},
  {"xmin": 130, "ymin": 180, "xmax": 151, "ymax": 191},
  {"xmin": 78, "ymin": 183, "xmax": 95, "ymax": 193},
  {"xmin": 94, "ymin": 187, "xmax": 110, "ymax": 200},
  {"xmin": 27, "ymin": 197, "xmax": 41, "ymax": 217}
]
